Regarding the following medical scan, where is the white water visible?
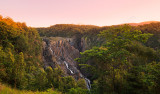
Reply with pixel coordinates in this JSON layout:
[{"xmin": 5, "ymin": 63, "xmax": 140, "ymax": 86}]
[
  {"xmin": 85, "ymin": 78, "xmax": 91, "ymax": 90},
  {"xmin": 44, "ymin": 39, "xmax": 91, "ymax": 90},
  {"xmin": 49, "ymin": 47, "xmax": 53, "ymax": 55},
  {"xmin": 64, "ymin": 61, "xmax": 74, "ymax": 74},
  {"xmin": 49, "ymin": 45, "xmax": 91, "ymax": 90},
  {"xmin": 64, "ymin": 61, "xmax": 91, "ymax": 90}
]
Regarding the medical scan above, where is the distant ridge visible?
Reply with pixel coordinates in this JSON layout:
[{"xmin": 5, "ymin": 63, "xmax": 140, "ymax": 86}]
[{"xmin": 121, "ymin": 21, "xmax": 160, "ymax": 26}]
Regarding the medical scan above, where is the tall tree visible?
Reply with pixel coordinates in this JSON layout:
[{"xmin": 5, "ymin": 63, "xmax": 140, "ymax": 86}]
[{"xmin": 76, "ymin": 25, "xmax": 154, "ymax": 94}]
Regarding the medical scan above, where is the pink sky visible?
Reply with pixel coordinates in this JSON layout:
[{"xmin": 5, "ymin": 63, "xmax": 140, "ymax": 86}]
[{"xmin": 0, "ymin": 0, "xmax": 160, "ymax": 27}]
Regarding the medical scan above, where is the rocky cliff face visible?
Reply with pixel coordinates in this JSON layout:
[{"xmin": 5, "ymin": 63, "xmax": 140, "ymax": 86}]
[
  {"xmin": 42, "ymin": 37, "xmax": 91, "ymax": 89},
  {"xmin": 42, "ymin": 37, "xmax": 85, "ymax": 80},
  {"xmin": 42, "ymin": 36, "xmax": 104, "ymax": 90}
]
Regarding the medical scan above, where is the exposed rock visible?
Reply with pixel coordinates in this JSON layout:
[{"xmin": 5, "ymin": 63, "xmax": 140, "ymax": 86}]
[
  {"xmin": 42, "ymin": 37, "xmax": 91, "ymax": 89},
  {"xmin": 42, "ymin": 37, "xmax": 83, "ymax": 79},
  {"xmin": 72, "ymin": 33, "xmax": 83, "ymax": 52}
]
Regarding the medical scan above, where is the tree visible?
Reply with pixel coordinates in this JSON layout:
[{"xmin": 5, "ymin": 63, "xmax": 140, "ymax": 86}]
[
  {"xmin": 35, "ymin": 68, "xmax": 48, "ymax": 91},
  {"xmin": 46, "ymin": 66, "xmax": 54, "ymax": 88},
  {"xmin": 12, "ymin": 52, "xmax": 26, "ymax": 89},
  {"xmin": 76, "ymin": 25, "xmax": 153, "ymax": 94},
  {"xmin": 0, "ymin": 46, "xmax": 7, "ymax": 81},
  {"xmin": 68, "ymin": 88, "xmax": 89, "ymax": 94},
  {"xmin": 77, "ymin": 79, "xmax": 87, "ymax": 89}
]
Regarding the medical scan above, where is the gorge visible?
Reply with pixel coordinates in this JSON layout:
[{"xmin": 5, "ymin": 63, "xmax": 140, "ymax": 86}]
[
  {"xmin": 1, "ymin": 15, "xmax": 160, "ymax": 94},
  {"xmin": 42, "ymin": 37, "xmax": 91, "ymax": 90}
]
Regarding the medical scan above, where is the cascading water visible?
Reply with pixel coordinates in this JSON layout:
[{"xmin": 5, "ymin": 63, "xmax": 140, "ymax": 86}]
[
  {"xmin": 64, "ymin": 61, "xmax": 74, "ymax": 74},
  {"xmin": 49, "ymin": 47, "xmax": 53, "ymax": 55},
  {"xmin": 64, "ymin": 61, "xmax": 91, "ymax": 90},
  {"xmin": 43, "ymin": 38, "xmax": 91, "ymax": 90},
  {"xmin": 85, "ymin": 78, "xmax": 91, "ymax": 90}
]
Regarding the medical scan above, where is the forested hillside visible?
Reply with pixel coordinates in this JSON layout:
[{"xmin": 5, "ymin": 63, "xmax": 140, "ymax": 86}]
[
  {"xmin": 38, "ymin": 23, "xmax": 160, "ymax": 94},
  {"xmin": 0, "ymin": 16, "xmax": 90, "ymax": 94},
  {"xmin": 37, "ymin": 24, "xmax": 101, "ymax": 37},
  {"xmin": 76, "ymin": 25, "xmax": 160, "ymax": 94},
  {"xmin": 0, "ymin": 15, "xmax": 160, "ymax": 94},
  {"xmin": 0, "ymin": 16, "xmax": 44, "ymax": 90},
  {"xmin": 37, "ymin": 22, "xmax": 160, "ymax": 50},
  {"xmin": 137, "ymin": 23, "xmax": 160, "ymax": 49}
]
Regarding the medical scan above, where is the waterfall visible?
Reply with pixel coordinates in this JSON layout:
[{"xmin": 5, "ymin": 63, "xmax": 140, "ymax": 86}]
[
  {"xmin": 85, "ymin": 78, "xmax": 91, "ymax": 90},
  {"xmin": 64, "ymin": 61, "xmax": 74, "ymax": 74},
  {"xmin": 49, "ymin": 47, "xmax": 53, "ymax": 55},
  {"xmin": 43, "ymin": 38, "xmax": 91, "ymax": 90},
  {"xmin": 64, "ymin": 61, "xmax": 91, "ymax": 90}
]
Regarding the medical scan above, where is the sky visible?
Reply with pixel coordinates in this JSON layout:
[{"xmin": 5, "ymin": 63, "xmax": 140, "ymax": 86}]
[{"xmin": 0, "ymin": 0, "xmax": 160, "ymax": 27}]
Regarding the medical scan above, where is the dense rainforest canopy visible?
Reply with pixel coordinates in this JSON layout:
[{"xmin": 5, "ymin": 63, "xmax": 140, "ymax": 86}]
[
  {"xmin": 38, "ymin": 23, "xmax": 160, "ymax": 94},
  {"xmin": 0, "ymin": 15, "xmax": 160, "ymax": 94},
  {"xmin": 37, "ymin": 22, "xmax": 160, "ymax": 50},
  {"xmin": 0, "ymin": 16, "xmax": 89, "ymax": 94},
  {"xmin": 0, "ymin": 16, "xmax": 43, "ymax": 90},
  {"xmin": 76, "ymin": 25, "xmax": 160, "ymax": 94}
]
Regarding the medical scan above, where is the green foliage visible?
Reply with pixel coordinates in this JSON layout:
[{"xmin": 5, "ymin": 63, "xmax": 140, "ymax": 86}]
[
  {"xmin": 59, "ymin": 76, "xmax": 77, "ymax": 92},
  {"xmin": 125, "ymin": 62, "xmax": 160, "ymax": 94},
  {"xmin": 137, "ymin": 23, "xmax": 160, "ymax": 49},
  {"xmin": 0, "ymin": 16, "xmax": 43, "ymax": 91},
  {"xmin": 46, "ymin": 66, "xmax": 54, "ymax": 88},
  {"xmin": 37, "ymin": 24, "xmax": 106, "ymax": 50},
  {"xmin": 76, "ymin": 25, "xmax": 160, "ymax": 94},
  {"xmin": 1, "ymin": 15, "xmax": 160, "ymax": 94},
  {"xmin": 13, "ymin": 52, "xmax": 26, "ymax": 89},
  {"xmin": 0, "ymin": 83, "xmax": 61, "ymax": 94},
  {"xmin": 67, "ymin": 88, "xmax": 89, "ymax": 94},
  {"xmin": 37, "ymin": 23, "xmax": 160, "ymax": 51},
  {"xmin": 37, "ymin": 24, "xmax": 101, "ymax": 37},
  {"xmin": 34, "ymin": 69, "xmax": 48, "ymax": 91},
  {"xmin": 77, "ymin": 79, "xmax": 87, "ymax": 89}
]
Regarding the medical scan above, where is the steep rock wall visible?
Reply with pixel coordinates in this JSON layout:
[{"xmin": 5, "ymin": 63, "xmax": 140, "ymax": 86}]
[
  {"xmin": 42, "ymin": 37, "xmax": 83, "ymax": 79},
  {"xmin": 42, "ymin": 37, "xmax": 91, "ymax": 89}
]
